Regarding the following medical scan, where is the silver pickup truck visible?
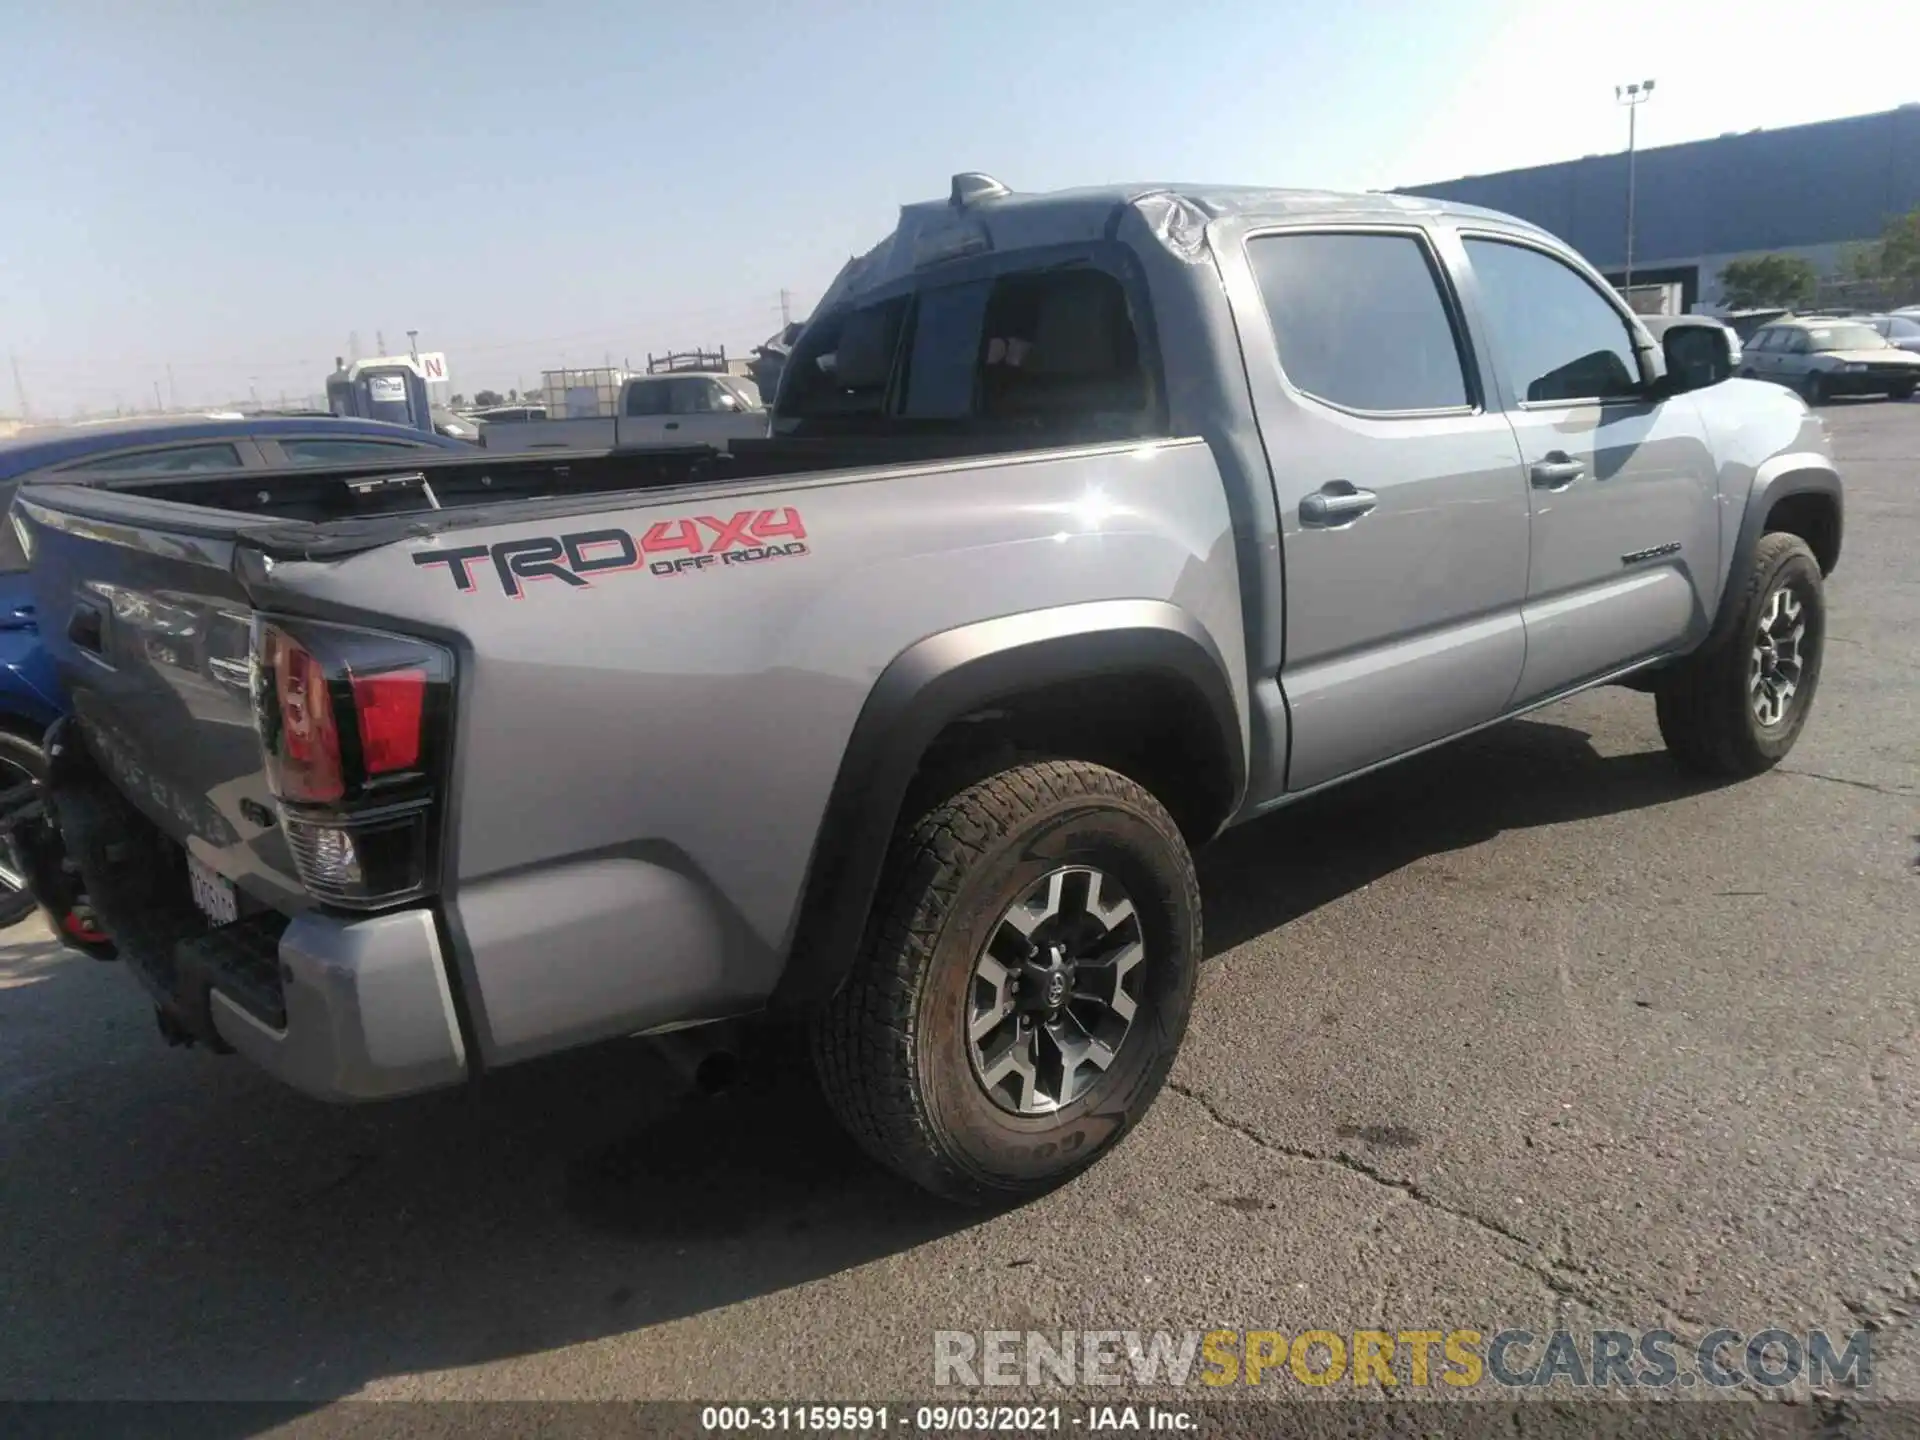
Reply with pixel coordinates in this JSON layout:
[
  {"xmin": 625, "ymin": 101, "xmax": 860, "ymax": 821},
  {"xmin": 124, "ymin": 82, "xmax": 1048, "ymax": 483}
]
[
  {"xmin": 476, "ymin": 371, "xmax": 769, "ymax": 454},
  {"xmin": 5, "ymin": 175, "xmax": 1841, "ymax": 1204}
]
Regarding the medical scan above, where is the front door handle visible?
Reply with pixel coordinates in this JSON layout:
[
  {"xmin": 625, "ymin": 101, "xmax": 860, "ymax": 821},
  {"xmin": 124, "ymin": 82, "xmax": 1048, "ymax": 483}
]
[
  {"xmin": 1530, "ymin": 454, "xmax": 1585, "ymax": 490},
  {"xmin": 664, "ymin": 420, "xmax": 680, "ymax": 430},
  {"xmin": 1299, "ymin": 481, "xmax": 1378, "ymax": 527}
]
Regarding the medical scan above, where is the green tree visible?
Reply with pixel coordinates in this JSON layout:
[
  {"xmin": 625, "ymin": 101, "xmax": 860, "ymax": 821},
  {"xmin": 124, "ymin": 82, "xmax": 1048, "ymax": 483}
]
[
  {"xmin": 1718, "ymin": 253, "xmax": 1818, "ymax": 310},
  {"xmin": 473, "ymin": 388, "xmax": 504, "ymax": 407},
  {"xmin": 1874, "ymin": 206, "xmax": 1920, "ymax": 287}
]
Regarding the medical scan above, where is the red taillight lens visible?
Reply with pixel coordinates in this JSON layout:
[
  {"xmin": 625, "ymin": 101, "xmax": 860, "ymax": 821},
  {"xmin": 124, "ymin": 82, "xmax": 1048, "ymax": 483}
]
[
  {"xmin": 350, "ymin": 669, "xmax": 427, "ymax": 775},
  {"xmin": 267, "ymin": 628, "xmax": 344, "ymax": 803},
  {"xmin": 251, "ymin": 617, "xmax": 453, "ymax": 909}
]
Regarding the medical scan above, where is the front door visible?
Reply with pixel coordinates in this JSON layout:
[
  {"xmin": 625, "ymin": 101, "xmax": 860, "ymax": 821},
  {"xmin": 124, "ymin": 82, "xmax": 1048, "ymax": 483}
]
[
  {"xmin": 1231, "ymin": 226, "xmax": 1534, "ymax": 794},
  {"xmin": 1459, "ymin": 235, "xmax": 1720, "ymax": 705}
]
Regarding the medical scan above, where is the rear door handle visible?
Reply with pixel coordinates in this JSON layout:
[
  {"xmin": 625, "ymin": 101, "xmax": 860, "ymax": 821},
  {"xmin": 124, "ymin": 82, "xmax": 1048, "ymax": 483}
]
[
  {"xmin": 1530, "ymin": 455, "xmax": 1585, "ymax": 490},
  {"xmin": 1299, "ymin": 482, "xmax": 1378, "ymax": 527}
]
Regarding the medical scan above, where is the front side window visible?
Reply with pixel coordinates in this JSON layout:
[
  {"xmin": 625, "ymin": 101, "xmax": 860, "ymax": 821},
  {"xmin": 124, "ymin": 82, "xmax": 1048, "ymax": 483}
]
[
  {"xmin": 60, "ymin": 442, "xmax": 246, "ymax": 475},
  {"xmin": 275, "ymin": 438, "xmax": 428, "ymax": 465},
  {"xmin": 1464, "ymin": 239, "xmax": 1642, "ymax": 404},
  {"xmin": 1249, "ymin": 231, "xmax": 1471, "ymax": 412},
  {"xmin": 666, "ymin": 378, "xmax": 723, "ymax": 415}
]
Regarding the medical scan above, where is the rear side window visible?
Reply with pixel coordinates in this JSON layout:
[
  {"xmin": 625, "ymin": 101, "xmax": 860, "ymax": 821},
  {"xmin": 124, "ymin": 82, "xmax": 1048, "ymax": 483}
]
[
  {"xmin": 60, "ymin": 442, "xmax": 245, "ymax": 475},
  {"xmin": 625, "ymin": 381, "xmax": 670, "ymax": 417},
  {"xmin": 1248, "ymin": 231, "xmax": 1470, "ymax": 412},
  {"xmin": 275, "ymin": 438, "xmax": 428, "ymax": 465}
]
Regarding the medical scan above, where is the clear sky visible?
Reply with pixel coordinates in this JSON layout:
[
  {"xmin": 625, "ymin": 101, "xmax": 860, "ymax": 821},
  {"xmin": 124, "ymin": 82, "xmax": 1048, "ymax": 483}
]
[{"xmin": 3, "ymin": 0, "xmax": 1915, "ymax": 416}]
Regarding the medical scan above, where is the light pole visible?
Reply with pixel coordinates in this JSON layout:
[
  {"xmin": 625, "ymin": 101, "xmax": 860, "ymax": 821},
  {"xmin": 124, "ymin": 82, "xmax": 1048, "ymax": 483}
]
[{"xmin": 1615, "ymin": 79, "xmax": 1656, "ymax": 292}]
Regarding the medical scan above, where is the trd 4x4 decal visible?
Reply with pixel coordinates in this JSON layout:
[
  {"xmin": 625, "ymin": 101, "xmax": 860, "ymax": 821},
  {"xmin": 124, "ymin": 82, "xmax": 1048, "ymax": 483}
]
[{"xmin": 414, "ymin": 506, "xmax": 808, "ymax": 598}]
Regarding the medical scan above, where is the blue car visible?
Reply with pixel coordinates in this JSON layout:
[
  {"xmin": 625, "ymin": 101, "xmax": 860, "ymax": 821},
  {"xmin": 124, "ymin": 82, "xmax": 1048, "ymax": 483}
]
[{"xmin": 0, "ymin": 414, "xmax": 470, "ymax": 926}]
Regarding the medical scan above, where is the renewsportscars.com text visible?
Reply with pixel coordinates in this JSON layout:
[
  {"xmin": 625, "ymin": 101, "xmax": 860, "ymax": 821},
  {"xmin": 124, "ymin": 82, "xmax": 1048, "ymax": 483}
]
[{"xmin": 933, "ymin": 1327, "xmax": 1871, "ymax": 1391}]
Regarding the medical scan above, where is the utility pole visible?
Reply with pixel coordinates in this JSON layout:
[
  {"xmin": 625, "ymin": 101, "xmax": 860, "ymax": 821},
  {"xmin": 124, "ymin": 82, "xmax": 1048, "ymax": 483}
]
[
  {"xmin": 376, "ymin": 331, "xmax": 388, "ymax": 357},
  {"xmin": 349, "ymin": 331, "xmax": 361, "ymax": 363},
  {"xmin": 166, "ymin": 363, "xmax": 178, "ymax": 409},
  {"xmin": 780, "ymin": 288, "xmax": 793, "ymax": 328},
  {"xmin": 406, "ymin": 329, "xmax": 419, "ymax": 359},
  {"xmin": 8, "ymin": 354, "xmax": 28, "ymax": 419},
  {"xmin": 1615, "ymin": 79, "xmax": 1656, "ymax": 293},
  {"xmin": 154, "ymin": 380, "xmax": 164, "ymax": 412}
]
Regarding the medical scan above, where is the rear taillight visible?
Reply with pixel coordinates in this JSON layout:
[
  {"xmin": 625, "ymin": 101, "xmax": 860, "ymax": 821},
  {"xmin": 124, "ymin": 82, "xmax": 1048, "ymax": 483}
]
[{"xmin": 252, "ymin": 617, "xmax": 453, "ymax": 909}]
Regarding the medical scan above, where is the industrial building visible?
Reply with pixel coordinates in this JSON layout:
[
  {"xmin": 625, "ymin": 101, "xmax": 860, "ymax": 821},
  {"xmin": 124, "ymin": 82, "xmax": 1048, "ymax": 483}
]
[{"xmin": 1400, "ymin": 105, "xmax": 1920, "ymax": 313}]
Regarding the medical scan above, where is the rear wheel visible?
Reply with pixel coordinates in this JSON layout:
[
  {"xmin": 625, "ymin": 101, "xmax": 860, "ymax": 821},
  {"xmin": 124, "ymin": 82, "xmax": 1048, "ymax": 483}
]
[
  {"xmin": 1656, "ymin": 532, "xmax": 1825, "ymax": 777},
  {"xmin": 811, "ymin": 759, "xmax": 1200, "ymax": 1204},
  {"xmin": 0, "ymin": 731, "xmax": 47, "ymax": 929},
  {"xmin": 1891, "ymin": 383, "xmax": 1916, "ymax": 401}
]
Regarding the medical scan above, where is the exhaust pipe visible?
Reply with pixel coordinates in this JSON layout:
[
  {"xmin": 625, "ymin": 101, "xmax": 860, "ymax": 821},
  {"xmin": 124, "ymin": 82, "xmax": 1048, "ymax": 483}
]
[{"xmin": 646, "ymin": 1024, "xmax": 743, "ymax": 1094}]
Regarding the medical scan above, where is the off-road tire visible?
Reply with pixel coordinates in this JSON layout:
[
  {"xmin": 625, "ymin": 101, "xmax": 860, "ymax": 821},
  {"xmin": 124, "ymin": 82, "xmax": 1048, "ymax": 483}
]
[
  {"xmin": 1656, "ymin": 532, "xmax": 1825, "ymax": 777},
  {"xmin": 0, "ymin": 730, "xmax": 48, "ymax": 930},
  {"xmin": 811, "ymin": 759, "xmax": 1200, "ymax": 1205}
]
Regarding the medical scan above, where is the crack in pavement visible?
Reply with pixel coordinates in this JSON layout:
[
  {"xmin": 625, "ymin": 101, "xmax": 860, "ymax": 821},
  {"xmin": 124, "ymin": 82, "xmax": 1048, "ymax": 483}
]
[
  {"xmin": 1168, "ymin": 1080, "xmax": 1712, "ymax": 1336},
  {"xmin": 1776, "ymin": 768, "xmax": 1916, "ymax": 799}
]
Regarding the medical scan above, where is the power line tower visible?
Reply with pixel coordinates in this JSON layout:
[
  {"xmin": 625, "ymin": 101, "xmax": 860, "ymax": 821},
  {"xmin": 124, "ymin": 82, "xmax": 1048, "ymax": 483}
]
[
  {"xmin": 780, "ymin": 289, "xmax": 793, "ymax": 328},
  {"xmin": 9, "ymin": 354, "xmax": 28, "ymax": 419}
]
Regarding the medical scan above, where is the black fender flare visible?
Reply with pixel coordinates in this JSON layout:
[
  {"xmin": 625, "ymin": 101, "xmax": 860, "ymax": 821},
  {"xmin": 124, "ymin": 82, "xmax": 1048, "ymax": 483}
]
[
  {"xmin": 770, "ymin": 599, "xmax": 1245, "ymax": 1010},
  {"xmin": 1706, "ymin": 457, "xmax": 1843, "ymax": 653}
]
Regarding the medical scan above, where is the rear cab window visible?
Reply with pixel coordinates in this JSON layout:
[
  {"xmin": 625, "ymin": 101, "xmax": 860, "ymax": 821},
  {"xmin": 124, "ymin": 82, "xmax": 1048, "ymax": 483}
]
[{"xmin": 779, "ymin": 254, "xmax": 1160, "ymax": 444}]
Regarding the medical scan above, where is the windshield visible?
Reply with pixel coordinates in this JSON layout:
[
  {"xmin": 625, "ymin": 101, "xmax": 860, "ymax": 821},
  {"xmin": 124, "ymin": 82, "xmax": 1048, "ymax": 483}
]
[{"xmin": 1805, "ymin": 323, "xmax": 1890, "ymax": 353}]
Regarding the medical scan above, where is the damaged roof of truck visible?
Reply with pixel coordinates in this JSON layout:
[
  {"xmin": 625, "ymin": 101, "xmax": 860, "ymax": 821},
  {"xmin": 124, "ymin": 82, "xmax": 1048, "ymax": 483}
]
[{"xmin": 812, "ymin": 173, "xmax": 1547, "ymax": 314}]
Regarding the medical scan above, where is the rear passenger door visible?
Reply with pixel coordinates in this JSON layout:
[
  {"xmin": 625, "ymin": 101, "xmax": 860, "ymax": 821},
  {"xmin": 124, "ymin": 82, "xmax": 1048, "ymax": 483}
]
[
  {"xmin": 1458, "ymin": 234, "xmax": 1720, "ymax": 703},
  {"xmin": 1230, "ymin": 227, "xmax": 1533, "ymax": 792}
]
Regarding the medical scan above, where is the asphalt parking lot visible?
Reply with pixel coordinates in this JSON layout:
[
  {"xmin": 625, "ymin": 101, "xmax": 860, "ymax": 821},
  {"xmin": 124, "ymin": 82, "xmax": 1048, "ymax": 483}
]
[{"xmin": 2, "ymin": 399, "xmax": 1916, "ymax": 1418}]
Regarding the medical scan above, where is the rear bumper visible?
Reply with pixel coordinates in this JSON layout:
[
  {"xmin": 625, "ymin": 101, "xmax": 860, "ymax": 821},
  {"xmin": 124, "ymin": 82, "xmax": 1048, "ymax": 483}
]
[
  {"xmin": 209, "ymin": 907, "xmax": 468, "ymax": 1102},
  {"xmin": 14, "ymin": 718, "xmax": 468, "ymax": 1104}
]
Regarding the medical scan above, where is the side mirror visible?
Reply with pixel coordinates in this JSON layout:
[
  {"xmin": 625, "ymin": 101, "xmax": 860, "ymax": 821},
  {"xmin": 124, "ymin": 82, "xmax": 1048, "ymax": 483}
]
[{"xmin": 1660, "ymin": 325, "xmax": 1737, "ymax": 394}]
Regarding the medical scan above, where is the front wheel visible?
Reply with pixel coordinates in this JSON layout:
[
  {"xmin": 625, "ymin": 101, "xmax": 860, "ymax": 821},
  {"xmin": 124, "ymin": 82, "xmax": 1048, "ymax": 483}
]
[
  {"xmin": 1656, "ymin": 532, "xmax": 1825, "ymax": 777},
  {"xmin": 1803, "ymin": 373, "xmax": 1830, "ymax": 406},
  {"xmin": 811, "ymin": 759, "xmax": 1200, "ymax": 1204}
]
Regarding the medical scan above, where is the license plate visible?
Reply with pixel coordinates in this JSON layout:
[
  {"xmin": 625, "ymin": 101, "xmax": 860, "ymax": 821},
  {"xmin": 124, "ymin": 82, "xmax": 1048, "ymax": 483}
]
[{"xmin": 187, "ymin": 854, "xmax": 238, "ymax": 928}]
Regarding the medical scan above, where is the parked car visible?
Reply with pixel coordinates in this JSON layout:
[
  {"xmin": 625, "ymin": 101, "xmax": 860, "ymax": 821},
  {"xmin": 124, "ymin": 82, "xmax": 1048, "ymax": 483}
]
[
  {"xmin": 1861, "ymin": 313, "xmax": 1920, "ymax": 357},
  {"xmin": 4, "ymin": 177, "xmax": 1841, "ymax": 1203},
  {"xmin": 1739, "ymin": 317, "xmax": 1920, "ymax": 402},
  {"xmin": 476, "ymin": 372, "xmax": 767, "ymax": 454},
  {"xmin": 0, "ymin": 415, "xmax": 471, "ymax": 927}
]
